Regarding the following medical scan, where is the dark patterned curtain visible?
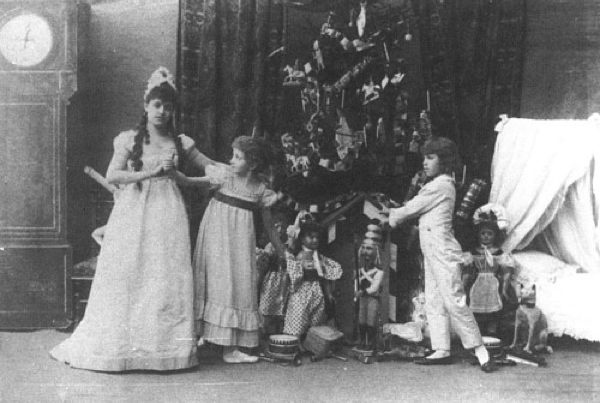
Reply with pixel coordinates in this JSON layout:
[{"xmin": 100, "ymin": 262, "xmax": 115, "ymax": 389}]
[
  {"xmin": 177, "ymin": 0, "xmax": 284, "ymax": 161},
  {"xmin": 414, "ymin": 0, "xmax": 526, "ymax": 177},
  {"xmin": 177, "ymin": 0, "xmax": 284, "ymax": 241}
]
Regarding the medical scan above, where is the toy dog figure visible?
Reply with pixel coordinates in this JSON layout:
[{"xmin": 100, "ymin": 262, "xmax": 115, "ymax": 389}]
[{"xmin": 509, "ymin": 284, "xmax": 553, "ymax": 354}]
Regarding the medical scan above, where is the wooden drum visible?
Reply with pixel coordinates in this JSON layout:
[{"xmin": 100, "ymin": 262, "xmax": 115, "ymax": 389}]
[
  {"xmin": 482, "ymin": 336, "xmax": 503, "ymax": 357},
  {"xmin": 268, "ymin": 334, "xmax": 299, "ymax": 357}
]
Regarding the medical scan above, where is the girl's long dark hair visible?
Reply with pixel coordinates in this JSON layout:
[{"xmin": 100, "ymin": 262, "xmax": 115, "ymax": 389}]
[{"xmin": 129, "ymin": 82, "xmax": 184, "ymax": 186}]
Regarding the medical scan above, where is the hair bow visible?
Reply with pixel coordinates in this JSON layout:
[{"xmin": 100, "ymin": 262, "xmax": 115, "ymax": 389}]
[{"xmin": 144, "ymin": 67, "xmax": 176, "ymax": 100}]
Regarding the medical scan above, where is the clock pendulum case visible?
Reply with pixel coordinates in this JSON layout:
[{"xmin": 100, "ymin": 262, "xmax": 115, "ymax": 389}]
[{"xmin": 0, "ymin": 0, "xmax": 77, "ymax": 328}]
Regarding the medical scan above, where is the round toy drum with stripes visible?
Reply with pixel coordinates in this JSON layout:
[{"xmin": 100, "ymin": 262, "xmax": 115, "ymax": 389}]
[
  {"xmin": 268, "ymin": 335, "xmax": 300, "ymax": 356},
  {"xmin": 482, "ymin": 336, "xmax": 503, "ymax": 357}
]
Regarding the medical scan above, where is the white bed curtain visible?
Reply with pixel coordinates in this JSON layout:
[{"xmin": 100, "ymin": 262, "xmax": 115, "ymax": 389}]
[{"xmin": 489, "ymin": 116, "xmax": 600, "ymax": 273}]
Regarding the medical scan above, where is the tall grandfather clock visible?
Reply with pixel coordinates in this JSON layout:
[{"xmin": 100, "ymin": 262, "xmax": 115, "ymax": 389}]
[{"xmin": 0, "ymin": 0, "xmax": 77, "ymax": 328}]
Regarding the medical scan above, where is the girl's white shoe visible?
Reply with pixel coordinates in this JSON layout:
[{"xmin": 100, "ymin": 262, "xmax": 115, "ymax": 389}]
[{"xmin": 223, "ymin": 349, "xmax": 258, "ymax": 364}]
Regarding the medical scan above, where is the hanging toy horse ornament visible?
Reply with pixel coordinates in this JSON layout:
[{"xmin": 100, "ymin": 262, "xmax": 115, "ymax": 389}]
[{"xmin": 283, "ymin": 60, "xmax": 306, "ymax": 87}]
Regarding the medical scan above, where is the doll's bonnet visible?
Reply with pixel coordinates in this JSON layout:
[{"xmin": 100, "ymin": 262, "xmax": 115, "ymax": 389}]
[{"xmin": 473, "ymin": 203, "xmax": 509, "ymax": 234}]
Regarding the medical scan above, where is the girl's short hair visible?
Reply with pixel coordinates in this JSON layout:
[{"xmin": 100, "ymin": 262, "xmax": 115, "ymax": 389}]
[
  {"xmin": 421, "ymin": 136, "xmax": 460, "ymax": 174},
  {"xmin": 232, "ymin": 136, "xmax": 273, "ymax": 175}
]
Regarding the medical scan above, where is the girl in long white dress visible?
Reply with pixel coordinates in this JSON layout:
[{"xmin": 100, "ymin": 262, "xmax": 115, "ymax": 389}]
[{"xmin": 50, "ymin": 68, "xmax": 215, "ymax": 372}]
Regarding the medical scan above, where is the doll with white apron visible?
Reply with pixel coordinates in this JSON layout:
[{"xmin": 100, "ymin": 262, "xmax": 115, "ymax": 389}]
[{"xmin": 463, "ymin": 204, "xmax": 515, "ymax": 335}]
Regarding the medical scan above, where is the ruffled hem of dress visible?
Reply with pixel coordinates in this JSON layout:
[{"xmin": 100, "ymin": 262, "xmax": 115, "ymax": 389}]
[
  {"xmin": 49, "ymin": 345, "xmax": 198, "ymax": 372},
  {"xmin": 201, "ymin": 301, "xmax": 259, "ymax": 331},
  {"xmin": 198, "ymin": 322, "xmax": 259, "ymax": 347}
]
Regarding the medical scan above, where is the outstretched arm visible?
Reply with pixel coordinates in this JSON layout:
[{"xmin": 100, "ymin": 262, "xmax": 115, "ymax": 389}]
[
  {"xmin": 168, "ymin": 170, "xmax": 217, "ymax": 188},
  {"xmin": 389, "ymin": 179, "xmax": 448, "ymax": 228},
  {"xmin": 186, "ymin": 148, "xmax": 219, "ymax": 170}
]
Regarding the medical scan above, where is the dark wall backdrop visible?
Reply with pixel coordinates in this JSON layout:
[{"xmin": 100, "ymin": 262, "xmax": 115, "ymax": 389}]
[
  {"xmin": 66, "ymin": 0, "xmax": 600, "ymax": 265},
  {"xmin": 521, "ymin": 0, "xmax": 600, "ymax": 119},
  {"xmin": 67, "ymin": 0, "xmax": 179, "ymax": 264}
]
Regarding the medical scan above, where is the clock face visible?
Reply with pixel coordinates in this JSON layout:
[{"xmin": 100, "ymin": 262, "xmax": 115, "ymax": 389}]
[{"xmin": 0, "ymin": 13, "xmax": 54, "ymax": 67}]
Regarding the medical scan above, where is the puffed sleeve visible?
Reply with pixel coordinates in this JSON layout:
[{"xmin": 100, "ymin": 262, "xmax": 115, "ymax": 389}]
[
  {"xmin": 205, "ymin": 164, "xmax": 230, "ymax": 180},
  {"xmin": 461, "ymin": 251, "xmax": 474, "ymax": 267},
  {"xmin": 389, "ymin": 178, "xmax": 449, "ymax": 227},
  {"xmin": 178, "ymin": 134, "xmax": 195, "ymax": 154},
  {"xmin": 259, "ymin": 188, "xmax": 278, "ymax": 208},
  {"xmin": 107, "ymin": 131, "xmax": 136, "ymax": 173},
  {"xmin": 498, "ymin": 251, "xmax": 516, "ymax": 275},
  {"xmin": 461, "ymin": 252, "xmax": 476, "ymax": 277},
  {"xmin": 320, "ymin": 254, "xmax": 343, "ymax": 281},
  {"xmin": 113, "ymin": 130, "xmax": 135, "ymax": 157},
  {"xmin": 179, "ymin": 134, "xmax": 215, "ymax": 170}
]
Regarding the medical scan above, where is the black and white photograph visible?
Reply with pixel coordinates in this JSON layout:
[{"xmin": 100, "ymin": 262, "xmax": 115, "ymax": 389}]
[{"xmin": 0, "ymin": 0, "xmax": 599, "ymax": 402}]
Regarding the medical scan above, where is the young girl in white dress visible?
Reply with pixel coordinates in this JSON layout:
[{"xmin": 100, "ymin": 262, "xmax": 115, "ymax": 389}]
[
  {"xmin": 50, "ymin": 67, "xmax": 216, "ymax": 372},
  {"xmin": 191, "ymin": 136, "xmax": 287, "ymax": 364}
]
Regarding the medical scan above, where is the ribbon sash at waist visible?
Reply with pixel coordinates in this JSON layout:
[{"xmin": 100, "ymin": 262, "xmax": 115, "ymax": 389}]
[{"xmin": 213, "ymin": 191, "xmax": 258, "ymax": 212}]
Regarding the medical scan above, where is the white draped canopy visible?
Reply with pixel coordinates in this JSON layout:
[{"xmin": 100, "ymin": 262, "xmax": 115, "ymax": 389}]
[{"xmin": 490, "ymin": 116, "xmax": 600, "ymax": 274}]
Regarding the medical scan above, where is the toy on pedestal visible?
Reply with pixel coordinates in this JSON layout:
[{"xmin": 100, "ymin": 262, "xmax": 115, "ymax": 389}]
[{"xmin": 349, "ymin": 220, "xmax": 384, "ymax": 364}]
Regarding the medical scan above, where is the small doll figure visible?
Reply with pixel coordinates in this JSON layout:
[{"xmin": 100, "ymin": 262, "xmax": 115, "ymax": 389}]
[
  {"xmin": 283, "ymin": 216, "xmax": 343, "ymax": 339},
  {"xmin": 257, "ymin": 210, "xmax": 292, "ymax": 336},
  {"xmin": 463, "ymin": 203, "xmax": 515, "ymax": 336},
  {"xmin": 354, "ymin": 221, "xmax": 384, "ymax": 351}
]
